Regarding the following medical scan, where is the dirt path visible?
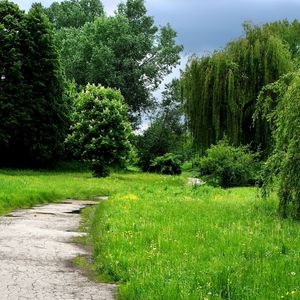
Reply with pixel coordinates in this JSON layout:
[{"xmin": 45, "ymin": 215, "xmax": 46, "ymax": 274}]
[{"xmin": 0, "ymin": 200, "xmax": 116, "ymax": 300}]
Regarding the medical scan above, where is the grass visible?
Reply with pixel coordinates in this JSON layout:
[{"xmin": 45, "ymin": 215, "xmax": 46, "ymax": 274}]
[
  {"xmin": 0, "ymin": 168, "xmax": 111, "ymax": 215},
  {"xmin": 86, "ymin": 173, "xmax": 300, "ymax": 300},
  {"xmin": 0, "ymin": 169, "xmax": 300, "ymax": 299}
]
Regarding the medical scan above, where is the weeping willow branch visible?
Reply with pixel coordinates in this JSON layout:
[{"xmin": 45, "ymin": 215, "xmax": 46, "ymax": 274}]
[{"xmin": 182, "ymin": 22, "xmax": 293, "ymax": 154}]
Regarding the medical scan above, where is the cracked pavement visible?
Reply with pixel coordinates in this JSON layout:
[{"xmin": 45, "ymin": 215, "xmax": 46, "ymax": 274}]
[{"xmin": 0, "ymin": 200, "xmax": 116, "ymax": 300}]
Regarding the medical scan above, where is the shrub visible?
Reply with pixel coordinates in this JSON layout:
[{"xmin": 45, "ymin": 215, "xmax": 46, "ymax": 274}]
[
  {"xmin": 149, "ymin": 153, "xmax": 182, "ymax": 175},
  {"xmin": 66, "ymin": 84, "xmax": 133, "ymax": 177},
  {"xmin": 197, "ymin": 140, "xmax": 260, "ymax": 188}
]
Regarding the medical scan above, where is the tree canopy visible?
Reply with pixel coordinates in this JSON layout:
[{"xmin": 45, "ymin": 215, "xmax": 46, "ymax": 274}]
[
  {"xmin": 182, "ymin": 21, "xmax": 297, "ymax": 154},
  {"xmin": 44, "ymin": 0, "xmax": 104, "ymax": 29},
  {"xmin": 66, "ymin": 84, "xmax": 133, "ymax": 177},
  {"xmin": 55, "ymin": 0, "xmax": 183, "ymax": 124}
]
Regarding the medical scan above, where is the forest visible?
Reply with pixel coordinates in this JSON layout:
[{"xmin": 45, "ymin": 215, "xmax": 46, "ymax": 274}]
[{"xmin": 1, "ymin": 0, "xmax": 300, "ymax": 299}]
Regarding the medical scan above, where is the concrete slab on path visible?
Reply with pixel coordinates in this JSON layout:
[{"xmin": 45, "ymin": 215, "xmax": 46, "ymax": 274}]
[{"xmin": 0, "ymin": 200, "xmax": 116, "ymax": 300}]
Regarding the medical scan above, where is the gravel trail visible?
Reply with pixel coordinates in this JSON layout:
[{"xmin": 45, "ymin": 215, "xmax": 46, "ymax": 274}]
[{"xmin": 0, "ymin": 200, "xmax": 116, "ymax": 300}]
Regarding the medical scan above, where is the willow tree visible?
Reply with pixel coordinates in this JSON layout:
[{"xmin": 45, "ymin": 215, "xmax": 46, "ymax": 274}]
[
  {"xmin": 256, "ymin": 71, "xmax": 300, "ymax": 218},
  {"xmin": 182, "ymin": 22, "xmax": 293, "ymax": 153}
]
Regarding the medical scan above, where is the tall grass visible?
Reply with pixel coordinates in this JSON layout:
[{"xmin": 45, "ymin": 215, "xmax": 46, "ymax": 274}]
[
  {"xmin": 87, "ymin": 173, "xmax": 300, "ymax": 299},
  {"xmin": 1, "ymin": 169, "xmax": 299, "ymax": 299}
]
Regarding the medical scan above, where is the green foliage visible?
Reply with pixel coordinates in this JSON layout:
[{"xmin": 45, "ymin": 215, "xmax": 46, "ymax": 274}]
[
  {"xmin": 182, "ymin": 21, "xmax": 295, "ymax": 154},
  {"xmin": 261, "ymin": 19, "xmax": 300, "ymax": 59},
  {"xmin": 0, "ymin": 1, "xmax": 25, "ymax": 149},
  {"xmin": 256, "ymin": 71, "xmax": 300, "ymax": 219},
  {"xmin": 0, "ymin": 1, "xmax": 68, "ymax": 167},
  {"xmin": 66, "ymin": 84, "xmax": 133, "ymax": 177},
  {"xmin": 149, "ymin": 153, "xmax": 182, "ymax": 175},
  {"xmin": 44, "ymin": 0, "xmax": 104, "ymax": 29},
  {"xmin": 57, "ymin": 0, "xmax": 183, "ymax": 122},
  {"xmin": 136, "ymin": 79, "xmax": 188, "ymax": 171},
  {"xmin": 161, "ymin": 79, "xmax": 185, "ymax": 135},
  {"xmin": 197, "ymin": 139, "xmax": 260, "ymax": 188},
  {"xmin": 136, "ymin": 119, "xmax": 170, "ymax": 171}
]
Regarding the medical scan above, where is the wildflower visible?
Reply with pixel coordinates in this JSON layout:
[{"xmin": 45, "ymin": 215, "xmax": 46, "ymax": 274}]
[{"xmin": 122, "ymin": 194, "xmax": 139, "ymax": 201}]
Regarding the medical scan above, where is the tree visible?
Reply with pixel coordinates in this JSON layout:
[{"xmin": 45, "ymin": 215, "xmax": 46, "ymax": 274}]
[
  {"xmin": 136, "ymin": 118, "xmax": 173, "ymax": 171},
  {"xmin": 255, "ymin": 71, "xmax": 300, "ymax": 218},
  {"xmin": 182, "ymin": 22, "xmax": 294, "ymax": 154},
  {"xmin": 57, "ymin": 0, "xmax": 183, "ymax": 124},
  {"xmin": 0, "ymin": 1, "xmax": 25, "ymax": 158},
  {"xmin": 0, "ymin": 2, "xmax": 68, "ymax": 166},
  {"xmin": 66, "ymin": 84, "xmax": 133, "ymax": 177},
  {"xmin": 136, "ymin": 79, "xmax": 187, "ymax": 171},
  {"xmin": 261, "ymin": 20, "xmax": 300, "ymax": 59},
  {"xmin": 44, "ymin": 0, "xmax": 104, "ymax": 29}
]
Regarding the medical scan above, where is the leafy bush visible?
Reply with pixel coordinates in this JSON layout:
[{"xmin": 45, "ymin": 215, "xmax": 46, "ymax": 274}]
[
  {"xmin": 66, "ymin": 84, "xmax": 133, "ymax": 177},
  {"xmin": 149, "ymin": 153, "xmax": 182, "ymax": 175},
  {"xmin": 197, "ymin": 140, "xmax": 260, "ymax": 188}
]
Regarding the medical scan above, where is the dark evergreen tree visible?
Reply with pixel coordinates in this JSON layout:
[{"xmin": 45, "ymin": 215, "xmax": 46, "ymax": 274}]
[
  {"xmin": 0, "ymin": 2, "xmax": 68, "ymax": 166},
  {"xmin": 21, "ymin": 3, "xmax": 68, "ymax": 165},
  {"xmin": 0, "ymin": 1, "xmax": 25, "ymax": 159}
]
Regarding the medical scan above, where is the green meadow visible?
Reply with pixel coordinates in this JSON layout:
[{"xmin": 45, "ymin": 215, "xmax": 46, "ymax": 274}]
[
  {"xmin": 0, "ymin": 168, "xmax": 109, "ymax": 215},
  {"xmin": 1, "ymin": 169, "xmax": 299, "ymax": 299}
]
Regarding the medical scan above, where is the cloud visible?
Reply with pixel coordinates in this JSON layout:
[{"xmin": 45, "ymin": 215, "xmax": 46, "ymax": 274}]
[
  {"xmin": 101, "ymin": 0, "xmax": 119, "ymax": 15},
  {"xmin": 146, "ymin": 0, "xmax": 300, "ymax": 54},
  {"xmin": 11, "ymin": 0, "xmax": 300, "ymax": 53}
]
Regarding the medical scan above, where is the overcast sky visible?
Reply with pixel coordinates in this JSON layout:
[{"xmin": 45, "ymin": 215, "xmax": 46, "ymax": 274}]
[{"xmin": 12, "ymin": 0, "xmax": 300, "ymax": 55}]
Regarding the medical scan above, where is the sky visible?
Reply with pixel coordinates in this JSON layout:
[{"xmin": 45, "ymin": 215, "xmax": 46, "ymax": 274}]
[
  {"xmin": 11, "ymin": 0, "xmax": 300, "ymax": 128},
  {"xmin": 12, "ymin": 0, "xmax": 300, "ymax": 55}
]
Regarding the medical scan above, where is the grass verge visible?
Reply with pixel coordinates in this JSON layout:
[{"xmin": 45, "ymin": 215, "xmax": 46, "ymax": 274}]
[{"xmin": 0, "ymin": 168, "xmax": 111, "ymax": 215}]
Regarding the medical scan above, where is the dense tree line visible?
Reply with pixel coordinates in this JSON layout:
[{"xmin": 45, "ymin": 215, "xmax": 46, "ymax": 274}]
[
  {"xmin": 2, "ymin": 0, "xmax": 300, "ymax": 217},
  {"xmin": 0, "ymin": 0, "xmax": 182, "ymax": 168}
]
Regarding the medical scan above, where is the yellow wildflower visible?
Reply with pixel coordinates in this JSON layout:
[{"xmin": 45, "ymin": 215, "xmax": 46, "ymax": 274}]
[{"xmin": 122, "ymin": 194, "xmax": 139, "ymax": 201}]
